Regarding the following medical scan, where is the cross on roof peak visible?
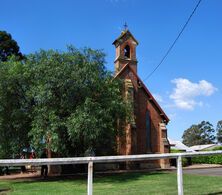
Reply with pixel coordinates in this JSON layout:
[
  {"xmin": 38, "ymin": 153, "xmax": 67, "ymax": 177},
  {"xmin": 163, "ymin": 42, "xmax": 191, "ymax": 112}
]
[{"xmin": 123, "ymin": 22, "xmax": 128, "ymax": 31}]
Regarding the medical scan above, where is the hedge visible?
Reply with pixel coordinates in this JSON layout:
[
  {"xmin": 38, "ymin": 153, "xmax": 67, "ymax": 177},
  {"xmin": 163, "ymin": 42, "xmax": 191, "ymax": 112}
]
[
  {"xmin": 191, "ymin": 155, "xmax": 222, "ymax": 164},
  {"xmin": 191, "ymin": 146, "xmax": 222, "ymax": 164}
]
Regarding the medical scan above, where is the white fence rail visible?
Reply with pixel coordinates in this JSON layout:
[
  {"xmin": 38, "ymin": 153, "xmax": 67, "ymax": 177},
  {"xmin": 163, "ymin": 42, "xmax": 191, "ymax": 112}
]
[{"xmin": 1, "ymin": 150, "xmax": 222, "ymax": 195}]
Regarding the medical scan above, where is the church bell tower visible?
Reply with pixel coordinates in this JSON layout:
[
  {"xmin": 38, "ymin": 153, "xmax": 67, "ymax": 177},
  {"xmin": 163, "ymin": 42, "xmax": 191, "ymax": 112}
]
[
  {"xmin": 112, "ymin": 26, "xmax": 139, "ymax": 75},
  {"xmin": 112, "ymin": 25, "xmax": 139, "ymax": 157}
]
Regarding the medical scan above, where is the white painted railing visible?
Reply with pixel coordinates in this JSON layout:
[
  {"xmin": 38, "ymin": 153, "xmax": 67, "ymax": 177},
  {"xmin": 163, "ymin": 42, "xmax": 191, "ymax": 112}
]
[{"xmin": 1, "ymin": 150, "xmax": 222, "ymax": 195}]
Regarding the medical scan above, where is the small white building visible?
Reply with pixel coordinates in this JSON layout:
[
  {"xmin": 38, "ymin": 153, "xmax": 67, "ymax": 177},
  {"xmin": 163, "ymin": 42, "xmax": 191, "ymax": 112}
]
[
  {"xmin": 190, "ymin": 144, "xmax": 219, "ymax": 151},
  {"xmin": 169, "ymin": 139, "xmax": 195, "ymax": 152}
]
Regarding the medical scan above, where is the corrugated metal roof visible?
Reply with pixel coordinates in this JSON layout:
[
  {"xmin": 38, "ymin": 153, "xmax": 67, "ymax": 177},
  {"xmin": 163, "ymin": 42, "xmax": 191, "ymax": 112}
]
[
  {"xmin": 169, "ymin": 139, "xmax": 195, "ymax": 152},
  {"xmin": 190, "ymin": 144, "xmax": 218, "ymax": 151}
]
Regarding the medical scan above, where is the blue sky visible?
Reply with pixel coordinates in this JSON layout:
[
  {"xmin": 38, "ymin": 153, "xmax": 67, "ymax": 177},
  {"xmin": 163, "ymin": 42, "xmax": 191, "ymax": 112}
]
[{"xmin": 1, "ymin": 0, "xmax": 222, "ymax": 141}]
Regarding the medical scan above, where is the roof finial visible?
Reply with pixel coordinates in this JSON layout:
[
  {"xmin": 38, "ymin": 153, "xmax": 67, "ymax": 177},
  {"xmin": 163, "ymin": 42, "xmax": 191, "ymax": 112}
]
[{"xmin": 123, "ymin": 22, "xmax": 128, "ymax": 31}]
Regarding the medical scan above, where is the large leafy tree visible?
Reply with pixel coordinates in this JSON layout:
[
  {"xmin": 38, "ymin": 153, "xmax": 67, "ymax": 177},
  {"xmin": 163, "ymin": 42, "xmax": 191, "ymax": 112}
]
[
  {"xmin": 0, "ymin": 46, "xmax": 129, "ymax": 158},
  {"xmin": 216, "ymin": 120, "xmax": 222, "ymax": 143},
  {"xmin": 182, "ymin": 121, "xmax": 215, "ymax": 146},
  {"xmin": 0, "ymin": 57, "xmax": 31, "ymax": 158},
  {"xmin": 0, "ymin": 31, "xmax": 24, "ymax": 62}
]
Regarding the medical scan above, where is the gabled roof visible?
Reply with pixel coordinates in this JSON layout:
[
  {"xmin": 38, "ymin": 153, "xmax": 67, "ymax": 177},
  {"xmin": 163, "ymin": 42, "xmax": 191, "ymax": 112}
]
[
  {"xmin": 112, "ymin": 30, "xmax": 139, "ymax": 46},
  {"xmin": 168, "ymin": 139, "xmax": 195, "ymax": 152},
  {"xmin": 190, "ymin": 144, "xmax": 218, "ymax": 151},
  {"xmin": 114, "ymin": 63, "xmax": 170, "ymax": 123}
]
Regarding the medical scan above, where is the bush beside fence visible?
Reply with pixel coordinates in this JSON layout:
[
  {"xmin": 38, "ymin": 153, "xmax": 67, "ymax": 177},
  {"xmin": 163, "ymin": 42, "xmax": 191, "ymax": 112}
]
[
  {"xmin": 192, "ymin": 155, "xmax": 222, "ymax": 164},
  {"xmin": 170, "ymin": 149, "xmax": 190, "ymax": 167},
  {"xmin": 191, "ymin": 147, "xmax": 222, "ymax": 164}
]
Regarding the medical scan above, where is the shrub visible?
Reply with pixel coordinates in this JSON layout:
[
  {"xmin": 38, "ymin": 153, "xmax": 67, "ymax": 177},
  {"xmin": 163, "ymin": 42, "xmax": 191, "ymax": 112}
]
[
  {"xmin": 170, "ymin": 149, "xmax": 189, "ymax": 167},
  {"xmin": 192, "ymin": 155, "xmax": 222, "ymax": 164},
  {"xmin": 212, "ymin": 146, "xmax": 222, "ymax": 151}
]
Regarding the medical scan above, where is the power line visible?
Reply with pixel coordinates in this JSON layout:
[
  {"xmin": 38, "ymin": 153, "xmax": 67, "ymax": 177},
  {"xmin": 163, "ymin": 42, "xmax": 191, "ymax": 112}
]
[{"xmin": 143, "ymin": 0, "xmax": 202, "ymax": 82}]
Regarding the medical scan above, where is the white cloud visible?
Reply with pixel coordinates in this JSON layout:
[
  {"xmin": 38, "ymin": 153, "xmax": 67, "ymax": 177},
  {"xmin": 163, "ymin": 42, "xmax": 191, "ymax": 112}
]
[{"xmin": 169, "ymin": 78, "xmax": 217, "ymax": 110}]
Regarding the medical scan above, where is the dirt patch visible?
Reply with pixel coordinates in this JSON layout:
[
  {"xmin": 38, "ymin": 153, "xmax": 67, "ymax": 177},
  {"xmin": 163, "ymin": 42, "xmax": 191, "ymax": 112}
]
[
  {"xmin": 0, "ymin": 172, "xmax": 40, "ymax": 181},
  {"xmin": 0, "ymin": 188, "xmax": 11, "ymax": 195}
]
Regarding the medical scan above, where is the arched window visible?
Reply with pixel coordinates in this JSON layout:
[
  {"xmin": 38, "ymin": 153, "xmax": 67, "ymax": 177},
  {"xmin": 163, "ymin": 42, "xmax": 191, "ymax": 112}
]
[
  {"xmin": 146, "ymin": 110, "xmax": 151, "ymax": 150},
  {"xmin": 124, "ymin": 45, "xmax": 130, "ymax": 58}
]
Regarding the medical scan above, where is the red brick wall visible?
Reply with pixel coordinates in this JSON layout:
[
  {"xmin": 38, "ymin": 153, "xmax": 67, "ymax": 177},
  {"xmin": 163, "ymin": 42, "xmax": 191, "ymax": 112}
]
[
  {"xmin": 117, "ymin": 67, "xmax": 165, "ymax": 155},
  {"xmin": 135, "ymin": 87, "xmax": 163, "ymax": 154}
]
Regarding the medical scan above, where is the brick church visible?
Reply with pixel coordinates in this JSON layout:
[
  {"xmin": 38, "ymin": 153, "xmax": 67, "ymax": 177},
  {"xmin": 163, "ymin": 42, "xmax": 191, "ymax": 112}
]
[{"xmin": 113, "ymin": 29, "xmax": 170, "ymax": 168}]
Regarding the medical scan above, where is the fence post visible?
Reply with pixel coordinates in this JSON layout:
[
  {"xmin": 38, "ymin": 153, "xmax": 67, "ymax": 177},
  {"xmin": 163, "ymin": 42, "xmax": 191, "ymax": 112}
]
[
  {"xmin": 177, "ymin": 155, "xmax": 183, "ymax": 195},
  {"xmin": 87, "ymin": 161, "xmax": 93, "ymax": 195}
]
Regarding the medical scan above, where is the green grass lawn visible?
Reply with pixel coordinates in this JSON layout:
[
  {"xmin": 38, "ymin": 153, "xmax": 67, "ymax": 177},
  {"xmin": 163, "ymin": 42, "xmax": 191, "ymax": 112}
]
[{"xmin": 0, "ymin": 172, "xmax": 222, "ymax": 195}]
